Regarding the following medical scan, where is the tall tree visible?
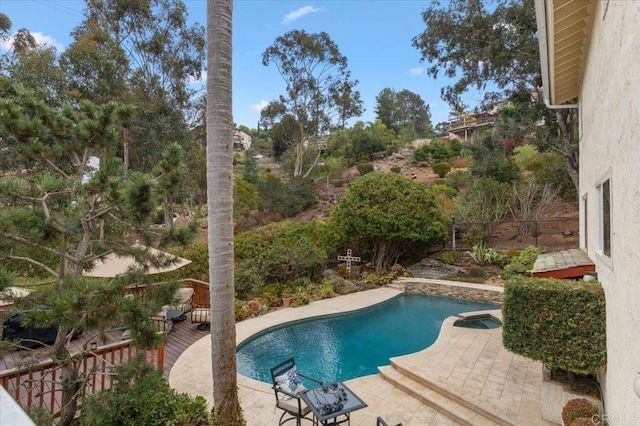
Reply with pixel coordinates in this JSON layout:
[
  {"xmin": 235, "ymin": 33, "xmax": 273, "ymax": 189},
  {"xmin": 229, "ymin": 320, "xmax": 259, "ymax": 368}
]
[
  {"xmin": 374, "ymin": 88, "xmax": 432, "ymax": 137},
  {"xmin": 70, "ymin": 0, "xmax": 206, "ymax": 171},
  {"xmin": 413, "ymin": 0, "xmax": 579, "ymax": 191},
  {"xmin": 262, "ymin": 30, "xmax": 362, "ymax": 177},
  {"xmin": 0, "ymin": 85, "xmax": 182, "ymax": 426},
  {"xmin": 206, "ymin": 0, "xmax": 243, "ymax": 423}
]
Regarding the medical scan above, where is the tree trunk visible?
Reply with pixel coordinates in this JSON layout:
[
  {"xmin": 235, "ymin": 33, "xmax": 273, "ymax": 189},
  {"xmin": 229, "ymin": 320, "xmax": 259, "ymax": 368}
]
[
  {"xmin": 554, "ymin": 109, "xmax": 580, "ymax": 193},
  {"xmin": 206, "ymin": 0, "xmax": 242, "ymax": 423}
]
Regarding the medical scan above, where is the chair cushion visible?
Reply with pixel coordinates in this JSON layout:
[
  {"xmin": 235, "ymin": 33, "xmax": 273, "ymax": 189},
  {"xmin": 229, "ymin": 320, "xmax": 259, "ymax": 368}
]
[
  {"xmin": 175, "ymin": 287, "xmax": 194, "ymax": 304},
  {"xmin": 191, "ymin": 308, "xmax": 210, "ymax": 324},
  {"xmin": 275, "ymin": 366, "xmax": 302, "ymax": 393},
  {"xmin": 277, "ymin": 397, "xmax": 310, "ymax": 415}
]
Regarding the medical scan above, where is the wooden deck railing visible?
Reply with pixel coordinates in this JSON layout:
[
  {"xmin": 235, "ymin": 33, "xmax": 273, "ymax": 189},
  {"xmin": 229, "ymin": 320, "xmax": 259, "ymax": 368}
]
[
  {"xmin": 0, "ymin": 340, "xmax": 163, "ymax": 419},
  {"xmin": 182, "ymin": 278, "xmax": 210, "ymax": 308},
  {"xmin": 0, "ymin": 278, "xmax": 207, "ymax": 420},
  {"xmin": 125, "ymin": 278, "xmax": 210, "ymax": 308}
]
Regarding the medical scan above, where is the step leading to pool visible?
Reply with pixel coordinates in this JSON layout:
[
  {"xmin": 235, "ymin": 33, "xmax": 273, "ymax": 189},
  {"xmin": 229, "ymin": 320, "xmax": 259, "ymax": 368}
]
[{"xmin": 378, "ymin": 365, "xmax": 500, "ymax": 426}]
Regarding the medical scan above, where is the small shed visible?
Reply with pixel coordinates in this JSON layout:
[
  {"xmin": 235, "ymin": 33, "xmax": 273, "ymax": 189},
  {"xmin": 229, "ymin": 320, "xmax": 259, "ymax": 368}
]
[{"xmin": 531, "ymin": 249, "xmax": 595, "ymax": 279}]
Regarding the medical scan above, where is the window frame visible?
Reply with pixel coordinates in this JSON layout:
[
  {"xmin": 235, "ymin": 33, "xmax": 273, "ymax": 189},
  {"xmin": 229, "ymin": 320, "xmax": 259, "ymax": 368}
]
[{"xmin": 595, "ymin": 171, "xmax": 612, "ymax": 268}]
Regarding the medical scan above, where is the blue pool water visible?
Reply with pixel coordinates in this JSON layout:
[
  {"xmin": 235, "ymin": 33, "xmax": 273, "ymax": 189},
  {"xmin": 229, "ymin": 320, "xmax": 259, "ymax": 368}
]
[{"xmin": 236, "ymin": 293, "xmax": 498, "ymax": 384}]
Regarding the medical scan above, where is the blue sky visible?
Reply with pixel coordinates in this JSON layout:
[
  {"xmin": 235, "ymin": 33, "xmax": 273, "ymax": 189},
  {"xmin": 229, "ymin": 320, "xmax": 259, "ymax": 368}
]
[{"xmin": 0, "ymin": 1, "xmax": 485, "ymax": 129}]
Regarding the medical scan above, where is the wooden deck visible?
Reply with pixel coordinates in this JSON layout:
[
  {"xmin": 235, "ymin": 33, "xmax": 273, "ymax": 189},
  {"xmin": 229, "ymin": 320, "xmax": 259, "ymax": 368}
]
[
  {"xmin": 0, "ymin": 317, "xmax": 210, "ymax": 379},
  {"xmin": 161, "ymin": 318, "xmax": 210, "ymax": 378}
]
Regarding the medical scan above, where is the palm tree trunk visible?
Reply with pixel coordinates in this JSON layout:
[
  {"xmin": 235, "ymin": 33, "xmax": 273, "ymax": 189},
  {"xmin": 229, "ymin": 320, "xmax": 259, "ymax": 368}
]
[{"xmin": 206, "ymin": 0, "xmax": 243, "ymax": 423}]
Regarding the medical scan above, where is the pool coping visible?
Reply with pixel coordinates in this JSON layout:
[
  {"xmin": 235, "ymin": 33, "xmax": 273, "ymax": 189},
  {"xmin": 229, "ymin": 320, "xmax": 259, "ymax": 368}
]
[{"xmin": 169, "ymin": 282, "xmax": 506, "ymax": 404}]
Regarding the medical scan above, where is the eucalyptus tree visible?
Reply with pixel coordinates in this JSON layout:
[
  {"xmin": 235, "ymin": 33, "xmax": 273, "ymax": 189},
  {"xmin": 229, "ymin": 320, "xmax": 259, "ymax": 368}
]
[
  {"xmin": 206, "ymin": 0, "xmax": 243, "ymax": 422},
  {"xmin": 0, "ymin": 85, "xmax": 185, "ymax": 425},
  {"xmin": 0, "ymin": 14, "xmax": 63, "ymax": 104},
  {"xmin": 67, "ymin": 0, "xmax": 206, "ymax": 172},
  {"xmin": 375, "ymin": 88, "xmax": 432, "ymax": 137},
  {"xmin": 262, "ymin": 30, "xmax": 363, "ymax": 177},
  {"xmin": 413, "ymin": 0, "xmax": 579, "ymax": 191},
  {"xmin": 0, "ymin": 13, "xmax": 37, "ymax": 69}
]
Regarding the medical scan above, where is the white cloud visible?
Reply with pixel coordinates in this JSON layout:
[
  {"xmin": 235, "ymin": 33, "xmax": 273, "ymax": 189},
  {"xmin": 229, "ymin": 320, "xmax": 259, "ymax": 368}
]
[
  {"xmin": 0, "ymin": 31, "xmax": 64, "ymax": 52},
  {"xmin": 31, "ymin": 32, "xmax": 64, "ymax": 51},
  {"xmin": 409, "ymin": 67, "xmax": 424, "ymax": 76},
  {"xmin": 282, "ymin": 6, "xmax": 321, "ymax": 24},
  {"xmin": 250, "ymin": 100, "xmax": 269, "ymax": 113}
]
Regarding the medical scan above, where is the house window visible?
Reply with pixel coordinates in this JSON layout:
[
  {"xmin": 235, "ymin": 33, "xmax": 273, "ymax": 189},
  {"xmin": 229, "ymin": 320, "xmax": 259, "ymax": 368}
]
[
  {"xmin": 596, "ymin": 173, "xmax": 611, "ymax": 259},
  {"xmin": 582, "ymin": 194, "xmax": 588, "ymax": 252}
]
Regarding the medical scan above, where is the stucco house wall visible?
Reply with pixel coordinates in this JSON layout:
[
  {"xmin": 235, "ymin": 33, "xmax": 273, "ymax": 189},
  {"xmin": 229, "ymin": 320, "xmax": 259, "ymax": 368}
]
[
  {"xmin": 233, "ymin": 130, "xmax": 252, "ymax": 150},
  {"xmin": 579, "ymin": 1, "xmax": 640, "ymax": 419}
]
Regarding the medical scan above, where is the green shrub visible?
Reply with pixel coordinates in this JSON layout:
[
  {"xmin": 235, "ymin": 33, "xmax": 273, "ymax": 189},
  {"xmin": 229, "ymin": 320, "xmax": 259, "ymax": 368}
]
[
  {"xmin": 257, "ymin": 174, "xmax": 318, "ymax": 217},
  {"xmin": 562, "ymin": 398, "xmax": 599, "ymax": 426},
  {"xmin": 235, "ymin": 221, "xmax": 327, "ymax": 283},
  {"xmin": 466, "ymin": 242, "xmax": 503, "ymax": 265},
  {"xmin": 449, "ymin": 138, "xmax": 463, "ymax": 157},
  {"xmin": 512, "ymin": 144, "xmax": 539, "ymax": 171},
  {"xmin": 412, "ymin": 144, "xmax": 430, "ymax": 162},
  {"xmin": 316, "ymin": 280, "xmax": 337, "ymax": 299},
  {"xmin": 327, "ymin": 172, "xmax": 446, "ymax": 270},
  {"xmin": 234, "ymin": 263, "xmax": 265, "ymax": 300},
  {"xmin": 356, "ymin": 162, "xmax": 374, "ymax": 175},
  {"xmin": 432, "ymin": 162, "xmax": 451, "ymax": 178},
  {"xmin": 158, "ymin": 242, "xmax": 209, "ymax": 282},
  {"xmin": 429, "ymin": 139, "xmax": 452, "ymax": 160},
  {"xmin": 441, "ymin": 251, "xmax": 456, "ymax": 265},
  {"xmin": 501, "ymin": 246, "xmax": 543, "ymax": 279},
  {"xmin": 235, "ymin": 299, "xmax": 253, "ymax": 321},
  {"xmin": 290, "ymin": 291, "xmax": 310, "ymax": 307},
  {"xmin": 390, "ymin": 166, "xmax": 401, "ymax": 173},
  {"xmin": 359, "ymin": 271, "xmax": 396, "ymax": 287},
  {"xmin": 445, "ymin": 170, "xmax": 471, "ymax": 191},
  {"xmin": 79, "ymin": 357, "xmax": 209, "ymax": 426},
  {"xmin": 530, "ymin": 152, "xmax": 577, "ymax": 201},
  {"xmin": 259, "ymin": 283, "xmax": 282, "ymax": 307},
  {"xmin": 503, "ymin": 276, "xmax": 606, "ymax": 374}
]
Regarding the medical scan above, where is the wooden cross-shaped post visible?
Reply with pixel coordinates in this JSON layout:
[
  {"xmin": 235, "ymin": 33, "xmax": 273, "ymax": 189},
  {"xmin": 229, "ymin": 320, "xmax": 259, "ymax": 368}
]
[{"xmin": 337, "ymin": 249, "xmax": 361, "ymax": 276}]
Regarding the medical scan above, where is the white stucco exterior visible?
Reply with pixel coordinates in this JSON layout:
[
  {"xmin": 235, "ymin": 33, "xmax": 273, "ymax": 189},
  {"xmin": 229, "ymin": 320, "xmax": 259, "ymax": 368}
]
[
  {"xmin": 233, "ymin": 130, "xmax": 252, "ymax": 150},
  {"xmin": 578, "ymin": 1, "xmax": 640, "ymax": 421}
]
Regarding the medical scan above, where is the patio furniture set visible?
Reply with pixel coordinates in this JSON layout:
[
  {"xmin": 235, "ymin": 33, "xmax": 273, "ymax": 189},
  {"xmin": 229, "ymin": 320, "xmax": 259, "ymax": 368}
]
[{"xmin": 270, "ymin": 357, "xmax": 401, "ymax": 426}]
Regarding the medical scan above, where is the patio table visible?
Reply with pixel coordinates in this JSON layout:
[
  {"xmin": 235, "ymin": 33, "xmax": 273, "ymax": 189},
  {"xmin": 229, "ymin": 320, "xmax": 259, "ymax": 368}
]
[{"xmin": 299, "ymin": 381, "xmax": 367, "ymax": 425}]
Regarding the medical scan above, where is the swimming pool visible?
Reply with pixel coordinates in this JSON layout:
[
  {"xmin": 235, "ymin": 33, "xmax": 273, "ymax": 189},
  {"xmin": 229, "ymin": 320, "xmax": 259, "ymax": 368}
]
[{"xmin": 236, "ymin": 293, "xmax": 498, "ymax": 384}]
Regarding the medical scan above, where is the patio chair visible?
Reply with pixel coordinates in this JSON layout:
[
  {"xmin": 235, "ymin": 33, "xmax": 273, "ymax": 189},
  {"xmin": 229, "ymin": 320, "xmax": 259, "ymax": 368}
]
[
  {"xmin": 271, "ymin": 357, "xmax": 323, "ymax": 426},
  {"xmin": 376, "ymin": 417, "xmax": 402, "ymax": 426},
  {"xmin": 161, "ymin": 287, "xmax": 194, "ymax": 321}
]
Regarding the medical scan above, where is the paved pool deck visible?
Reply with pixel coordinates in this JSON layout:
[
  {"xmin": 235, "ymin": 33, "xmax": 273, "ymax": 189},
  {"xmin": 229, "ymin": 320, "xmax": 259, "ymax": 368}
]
[{"xmin": 169, "ymin": 283, "xmax": 556, "ymax": 425}]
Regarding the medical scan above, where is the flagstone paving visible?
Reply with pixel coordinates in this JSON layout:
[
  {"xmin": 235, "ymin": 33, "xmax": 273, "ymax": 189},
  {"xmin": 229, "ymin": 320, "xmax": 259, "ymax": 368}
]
[{"xmin": 169, "ymin": 283, "xmax": 556, "ymax": 425}]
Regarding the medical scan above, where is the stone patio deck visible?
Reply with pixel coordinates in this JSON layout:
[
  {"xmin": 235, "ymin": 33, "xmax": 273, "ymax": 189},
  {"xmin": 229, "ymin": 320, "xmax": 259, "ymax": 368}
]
[{"xmin": 169, "ymin": 282, "xmax": 557, "ymax": 425}]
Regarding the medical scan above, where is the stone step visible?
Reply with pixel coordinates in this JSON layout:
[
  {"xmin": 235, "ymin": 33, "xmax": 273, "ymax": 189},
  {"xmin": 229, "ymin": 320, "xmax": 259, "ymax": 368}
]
[
  {"xmin": 378, "ymin": 365, "xmax": 501, "ymax": 426},
  {"xmin": 386, "ymin": 362, "xmax": 514, "ymax": 426}
]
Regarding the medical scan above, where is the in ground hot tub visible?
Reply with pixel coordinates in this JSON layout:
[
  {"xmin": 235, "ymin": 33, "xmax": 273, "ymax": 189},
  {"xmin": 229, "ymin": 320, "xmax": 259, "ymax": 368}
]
[{"xmin": 453, "ymin": 314, "xmax": 502, "ymax": 329}]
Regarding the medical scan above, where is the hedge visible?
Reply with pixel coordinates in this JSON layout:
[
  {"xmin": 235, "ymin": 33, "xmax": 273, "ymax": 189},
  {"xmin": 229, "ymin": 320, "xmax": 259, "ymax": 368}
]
[{"xmin": 503, "ymin": 276, "xmax": 606, "ymax": 374}]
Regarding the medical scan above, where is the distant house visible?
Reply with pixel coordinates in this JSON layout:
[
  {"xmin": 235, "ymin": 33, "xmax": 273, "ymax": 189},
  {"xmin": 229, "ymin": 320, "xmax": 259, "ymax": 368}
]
[
  {"xmin": 536, "ymin": 0, "xmax": 640, "ymax": 419},
  {"xmin": 233, "ymin": 130, "xmax": 252, "ymax": 150},
  {"xmin": 447, "ymin": 112, "xmax": 496, "ymax": 142},
  {"xmin": 446, "ymin": 101, "xmax": 508, "ymax": 142}
]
